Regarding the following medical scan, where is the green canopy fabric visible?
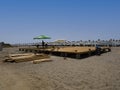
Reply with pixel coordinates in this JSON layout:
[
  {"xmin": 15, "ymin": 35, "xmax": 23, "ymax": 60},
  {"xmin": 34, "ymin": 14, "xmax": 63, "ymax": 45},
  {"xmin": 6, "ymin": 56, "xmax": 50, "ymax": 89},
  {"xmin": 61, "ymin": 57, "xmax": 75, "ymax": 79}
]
[{"xmin": 33, "ymin": 35, "xmax": 51, "ymax": 39}]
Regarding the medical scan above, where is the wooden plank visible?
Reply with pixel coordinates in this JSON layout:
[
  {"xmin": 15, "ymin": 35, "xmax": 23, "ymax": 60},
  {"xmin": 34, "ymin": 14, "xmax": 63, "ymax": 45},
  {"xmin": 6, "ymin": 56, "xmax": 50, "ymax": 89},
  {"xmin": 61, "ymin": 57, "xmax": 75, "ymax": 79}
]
[{"xmin": 33, "ymin": 59, "xmax": 52, "ymax": 64}]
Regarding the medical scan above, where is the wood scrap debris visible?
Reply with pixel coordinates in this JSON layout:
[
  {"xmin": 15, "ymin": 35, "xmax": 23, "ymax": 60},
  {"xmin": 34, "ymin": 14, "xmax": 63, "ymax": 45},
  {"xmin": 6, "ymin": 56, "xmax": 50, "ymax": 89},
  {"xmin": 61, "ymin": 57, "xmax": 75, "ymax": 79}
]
[{"xmin": 3, "ymin": 53, "xmax": 50, "ymax": 63}]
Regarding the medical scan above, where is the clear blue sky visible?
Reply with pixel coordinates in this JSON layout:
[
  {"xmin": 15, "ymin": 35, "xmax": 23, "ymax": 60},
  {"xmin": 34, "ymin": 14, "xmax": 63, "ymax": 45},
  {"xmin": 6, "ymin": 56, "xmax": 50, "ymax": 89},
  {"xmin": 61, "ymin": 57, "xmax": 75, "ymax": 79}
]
[{"xmin": 0, "ymin": 0, "xmax": 120, "ymax": 44}]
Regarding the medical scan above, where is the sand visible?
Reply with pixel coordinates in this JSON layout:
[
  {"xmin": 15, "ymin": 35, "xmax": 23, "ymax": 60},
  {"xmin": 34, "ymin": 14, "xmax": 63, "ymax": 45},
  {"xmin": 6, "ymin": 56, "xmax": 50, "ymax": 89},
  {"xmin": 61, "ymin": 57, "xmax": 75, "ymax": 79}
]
[{"xmin": 0, "ymin": 47, "xmax": 120, "ymax": 90}]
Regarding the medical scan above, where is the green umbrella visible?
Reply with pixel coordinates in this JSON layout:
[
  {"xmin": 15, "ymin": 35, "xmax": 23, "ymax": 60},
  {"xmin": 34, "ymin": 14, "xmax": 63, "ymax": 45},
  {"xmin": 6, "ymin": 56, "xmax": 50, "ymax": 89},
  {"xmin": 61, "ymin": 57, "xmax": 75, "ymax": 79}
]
[
  {"xmin": 33, "ymin": 35, "xmax": 51, "ymax": 48},
  {"xmin": 33, "ymin": 35, "xmax": 51, "ymax": 39}
]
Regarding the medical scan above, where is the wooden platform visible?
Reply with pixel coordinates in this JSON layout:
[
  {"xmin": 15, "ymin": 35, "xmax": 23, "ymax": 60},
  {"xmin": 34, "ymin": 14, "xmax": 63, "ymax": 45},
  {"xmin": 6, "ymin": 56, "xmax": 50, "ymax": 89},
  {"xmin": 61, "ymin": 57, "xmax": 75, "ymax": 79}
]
[{"xmin": 19, "ymin": 46, "xmax": 111, "ymax": 59}]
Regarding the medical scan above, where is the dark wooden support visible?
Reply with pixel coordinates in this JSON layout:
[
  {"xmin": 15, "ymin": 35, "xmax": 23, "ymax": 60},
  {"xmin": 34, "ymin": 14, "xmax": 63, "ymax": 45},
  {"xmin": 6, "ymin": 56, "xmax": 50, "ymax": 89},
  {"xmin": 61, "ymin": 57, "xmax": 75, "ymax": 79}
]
[
  {"xmin": 76, "ymin": 53, "xmax": 81, "ymax": 59},
  {"xmin": 60, "ymin": 52, "xmax": 64, "ymax": 57},
  {"xmin": 88, "ymin": 49, "xmax": 92, "ymax": 56}
]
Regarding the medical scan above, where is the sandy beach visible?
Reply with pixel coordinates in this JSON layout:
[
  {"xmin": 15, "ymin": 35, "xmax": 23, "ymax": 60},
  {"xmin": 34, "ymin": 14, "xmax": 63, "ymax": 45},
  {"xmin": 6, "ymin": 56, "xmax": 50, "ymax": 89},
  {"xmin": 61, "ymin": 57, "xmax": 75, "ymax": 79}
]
[{"xmin": 0, "ymin": 47, "xmax": 120, "ymax": 90}]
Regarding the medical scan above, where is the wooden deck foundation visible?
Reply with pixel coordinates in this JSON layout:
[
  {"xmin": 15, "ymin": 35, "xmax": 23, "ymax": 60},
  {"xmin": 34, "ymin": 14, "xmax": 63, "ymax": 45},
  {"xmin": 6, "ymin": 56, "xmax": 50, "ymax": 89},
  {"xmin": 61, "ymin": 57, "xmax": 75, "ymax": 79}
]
[{"xmin": 19, "ymin": 47, "xmax": 111, "ymax": 59}]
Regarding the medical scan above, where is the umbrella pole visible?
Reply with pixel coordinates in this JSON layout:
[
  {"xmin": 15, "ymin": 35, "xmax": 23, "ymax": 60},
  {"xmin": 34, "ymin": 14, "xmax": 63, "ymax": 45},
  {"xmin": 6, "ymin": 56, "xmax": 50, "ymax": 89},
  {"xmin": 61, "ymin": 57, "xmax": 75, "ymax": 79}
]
[{"xmin": 42, "ymin": 40, "xmax": 45, "ymax": 49}]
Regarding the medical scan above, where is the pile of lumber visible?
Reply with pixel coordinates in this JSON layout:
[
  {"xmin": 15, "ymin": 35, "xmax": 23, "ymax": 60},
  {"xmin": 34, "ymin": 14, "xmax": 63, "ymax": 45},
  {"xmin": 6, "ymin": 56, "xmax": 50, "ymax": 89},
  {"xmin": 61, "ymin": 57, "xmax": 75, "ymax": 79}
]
[{"xmin": 4, "ymin": 53, "xmax": 51, "ymax": 63}]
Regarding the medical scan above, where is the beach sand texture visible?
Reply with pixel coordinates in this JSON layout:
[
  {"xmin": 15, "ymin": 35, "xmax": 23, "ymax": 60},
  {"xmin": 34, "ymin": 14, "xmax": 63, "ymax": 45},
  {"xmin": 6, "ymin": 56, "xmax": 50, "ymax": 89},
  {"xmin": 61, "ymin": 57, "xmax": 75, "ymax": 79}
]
[{"xmin": 0, "ymin": 47, "xmax": 120, "ymax": 90}]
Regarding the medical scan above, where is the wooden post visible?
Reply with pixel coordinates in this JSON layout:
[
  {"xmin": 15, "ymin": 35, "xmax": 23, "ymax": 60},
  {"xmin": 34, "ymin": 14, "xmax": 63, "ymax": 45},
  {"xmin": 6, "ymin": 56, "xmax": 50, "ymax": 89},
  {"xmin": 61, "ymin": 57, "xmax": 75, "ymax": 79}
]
[
  {"xmin": 0, "ymin": 43, "xmax": 3, "ymax": 51},
  {"xmin": 25, "ymin": 49, "xmax": 28, "ymax": 52},
  {"xmin": 60, "ymin": 52, "xmax": 64, "ymax": 57},
  {"xmin": 64, "ymin": 53, "xmax": 67, "ymax": 60},
  {"xmin": 88, "ymin": 49, "xmax": 91, "ymax": 56},
  {"xmin": 76, "ymin": 53, "xmax": 81, "ymax": 59}
]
